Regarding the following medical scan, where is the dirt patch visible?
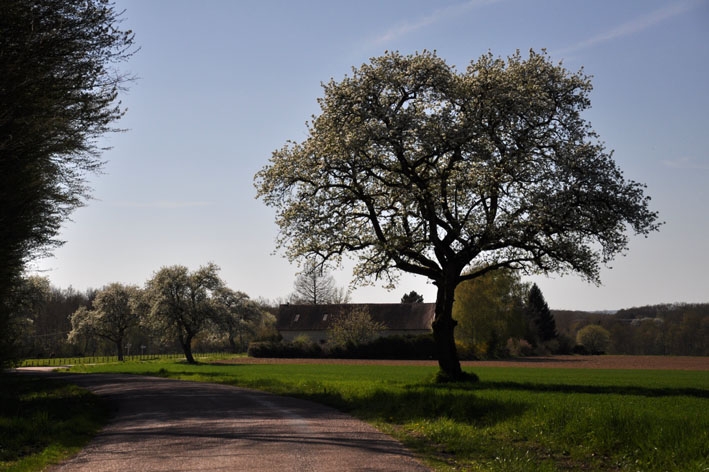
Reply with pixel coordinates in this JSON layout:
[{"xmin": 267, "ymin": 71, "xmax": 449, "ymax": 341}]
[{"xmin": 219, "ymin": 355, "xmax": 709, "ymax": 371}]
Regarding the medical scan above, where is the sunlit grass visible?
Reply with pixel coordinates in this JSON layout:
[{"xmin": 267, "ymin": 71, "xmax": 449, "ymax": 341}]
[{"xmin": 65, "ymin": 360, "xmax": 709, "ymax": 471}]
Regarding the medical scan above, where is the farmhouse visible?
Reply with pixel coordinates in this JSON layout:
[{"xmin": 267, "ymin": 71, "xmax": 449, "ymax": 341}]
[{"xmin": 276, "ymin": 303, "xmax": 435, "ymax": 343}]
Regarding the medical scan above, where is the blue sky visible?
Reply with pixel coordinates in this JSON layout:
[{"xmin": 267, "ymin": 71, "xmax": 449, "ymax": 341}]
[{"xmin": 33, "ymin": 0, "xmax": 709, "ymax": 310}]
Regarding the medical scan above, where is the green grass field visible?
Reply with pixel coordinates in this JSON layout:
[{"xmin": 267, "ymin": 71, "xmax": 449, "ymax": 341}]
[{"xmin": 59, "ymin": 359, "xmax": 709, "ymax": 472}]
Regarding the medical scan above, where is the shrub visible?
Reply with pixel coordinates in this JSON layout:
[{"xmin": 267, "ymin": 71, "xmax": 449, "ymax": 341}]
[
  {"xmin": 455, "ymin": 340, "xmax": 476, "ymax": 360},
  {"xmin": 572, "ymin": 344, "xmax": 589, "ymax": 355},
  {"xmin": 247, "ymin": 340, "xmax": 322, "ymax": 358},
  {"xmin": 248, "ymin": 334, "xmax": 436, "ymax": 360},
  {"xmin": 552, "ymin": 334, "xmax": 575, "ymax": 354},
  {"xmin": 327, "ymin": 307, "xmax": 385, "ymax": 347},
  {"xmin": 576, "ymin": 325, "xmax": 611, "ymax": 354},
  {"xmin": 506, "ymin": 338, "xmax": 534, "ymax": 357},
  {"xmin": 328, "ymin": 334, "xmax": 436, "ymax": 360},
  {"xmin": 292, "ymin": 334, "xmax": 313, "ymax": 346}
]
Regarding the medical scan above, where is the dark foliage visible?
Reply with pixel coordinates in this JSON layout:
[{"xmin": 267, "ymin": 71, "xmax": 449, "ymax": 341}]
[
  {"xmin": 329, "ymin": 334, "xmax": 436, "ymax": 360},
  {"xmin": 248, "ymin": 334, "xmax": 436, "ymax": 360},
  {"xmin": 525, "ymin": 284, "xmax": 557, "ymax": 344},
  {"xmin": 248, "ymin": 340, "xmax": 324, "ymax": 358},
  {"xmin": 0, "ymin": 374, "xmax": 108, "ymax": 464},
  {"xmin": 401, "ymin": 291, "xmax": 424, "ymax": 303},
  {"xmin": 0, "ymin": 0, "xmax": 135, "ymax": 367}
]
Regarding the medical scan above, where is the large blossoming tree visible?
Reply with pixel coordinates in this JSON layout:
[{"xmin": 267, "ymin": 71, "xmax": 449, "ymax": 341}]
[{"xmin": 255, "ymin": 50, "xmax": 660, "ymax": 380}]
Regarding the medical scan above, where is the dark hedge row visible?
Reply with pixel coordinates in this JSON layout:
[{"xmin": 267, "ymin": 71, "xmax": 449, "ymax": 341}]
[{"xmin": 248, "ymin": 334, "xmax": 436, "ymax": 360}]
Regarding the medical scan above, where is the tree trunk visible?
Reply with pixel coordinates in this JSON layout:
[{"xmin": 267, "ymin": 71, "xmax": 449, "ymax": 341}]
[
  {"xmin": 181, "ymin": 334, "xmax": 196, "ymax": 364},
  {"xmin": 431, "ymin": 279, "xmax": 464, "ymax": 380},
  {"xmin": 116, "ymin": 339, "xmax": 124, "ymax": 361}
]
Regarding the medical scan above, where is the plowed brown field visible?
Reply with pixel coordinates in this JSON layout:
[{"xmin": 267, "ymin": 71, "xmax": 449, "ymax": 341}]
[{"xmin": 222, "ymin": 355, "xmax": 709, "ymax": 370}]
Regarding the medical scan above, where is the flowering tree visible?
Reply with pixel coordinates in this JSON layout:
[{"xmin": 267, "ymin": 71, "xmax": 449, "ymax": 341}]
[
  {"xmin": 144, "ymin": 263, "xmax": 224, "ymax": 364},
  {"xmin": 256, "ymin": 50, "xmax": 660, "ymax": 380},
  {"xmin": 69, "ymin": 283, "xmax": 142, "ymax": 361},
  {"xmin": 327, "ymin": 307, "xmax": 385, "ymax": 347}
]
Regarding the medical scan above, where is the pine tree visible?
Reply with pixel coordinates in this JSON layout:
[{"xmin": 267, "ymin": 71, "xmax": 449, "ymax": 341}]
[{"xmin": 525, "ymin": 284, "xmax": 557, "ymax": 344}]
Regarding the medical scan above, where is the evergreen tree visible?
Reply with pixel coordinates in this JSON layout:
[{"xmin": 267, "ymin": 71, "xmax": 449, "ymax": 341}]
[{"xmin": 525, "ymin": 284, "xmax": 557, "ymax": 344}]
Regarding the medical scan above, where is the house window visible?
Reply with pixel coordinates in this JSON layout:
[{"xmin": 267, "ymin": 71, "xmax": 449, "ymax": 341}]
[
  {"xmin": 323, "ymin": 313, "xmax": 329, "ymax": 321},
  {"xmin": 294, "ymin": 314, "xmax": 300, "ymax": 322}
]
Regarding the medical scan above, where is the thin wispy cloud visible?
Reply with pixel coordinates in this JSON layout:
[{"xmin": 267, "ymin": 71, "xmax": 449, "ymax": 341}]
[
  {"xmin": 662, "ymin": 157, "xmax": 709, "ymax": 171},
  {"xmin": 558, "ymin": 0, "xmax": 704, "ymax": 56},
  {"xmin": 369, "ymin": 0, "xmax": 503, "ymax": 47}
]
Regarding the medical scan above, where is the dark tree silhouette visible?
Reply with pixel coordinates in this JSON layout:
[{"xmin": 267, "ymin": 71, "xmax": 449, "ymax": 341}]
[
  {"xmin": 401, "ymin": 291, "xmax": 424, "ymax": 303},
  {"xmin": 525, "ymin": 283, "xmax": 557, "ymax": 344},
  {"xmin": 0, "ymin": 0, "xmax": 136, "ymax": 367}
]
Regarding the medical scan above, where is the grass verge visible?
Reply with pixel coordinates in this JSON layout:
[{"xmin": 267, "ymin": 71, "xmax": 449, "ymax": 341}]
[
  {"xmin": 0, "ymin": 374, "xmax": 109, "ymax": 472},
  {"xmin": 65, "ymin": 360, "xmax": 709, "ymax": 471}
]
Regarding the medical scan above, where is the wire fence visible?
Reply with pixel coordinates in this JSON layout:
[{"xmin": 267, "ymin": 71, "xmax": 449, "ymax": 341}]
[{"xmin": 19, "ymin": 352, "xmax": 236, "ymax": 367}]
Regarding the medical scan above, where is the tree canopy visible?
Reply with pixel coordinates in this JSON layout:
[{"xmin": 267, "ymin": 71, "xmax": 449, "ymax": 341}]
[
  {"xmin": 144, "ymin": 263, "xmax": 225, "ymax": 364},
  {"xmin": 327, "ymin": 307, "xmax": 385, "ymax": 347},
  {"xmin": 453, "ymin": 269, "xmax": 528, "ymax": 359},
  {"xmin": 0, "ymin": 0, "xmax": 135, "ymax": 366},
  {"xmin": 525, "ymin": 283, "xmax": 557, "ymax": 345},
  {"xmin": 211, "ymin": 287, "xmax": 264, "ymax": 353},
  {"xmin": 289, "ymin": 260, "xmax": 350, "ymax": 304},
  {"xmin": 255, "ymin": 49, "xmax": 660, "ymax": 380},
  {"xmin": 576, "ymin": 324, "xmax": 611, "ymax": 355},
  {"xmin": 401, "ymin": 291, "xmax": 424, "ymax": 303},
  {"xmin": 68, "ymin": 283, "xmax": 141, "ymax": 360}
]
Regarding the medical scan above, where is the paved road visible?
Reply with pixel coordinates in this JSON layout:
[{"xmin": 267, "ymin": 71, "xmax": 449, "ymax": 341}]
[{"xmin": 20, "ymin": 371, "xmax": 430, "ymax": 471}]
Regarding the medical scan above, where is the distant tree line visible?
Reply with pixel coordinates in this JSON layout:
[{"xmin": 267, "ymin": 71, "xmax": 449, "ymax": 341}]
[
  {"xmin": 9, "ymin": 265, "xmax": 707, "ymax": 364},
  {"xmin": 554, "ymin": 303, "xmax": 709, "ymax": 356},
  {"xmin": 8, "ymin": 264, "xmax": 278, "ymax": 364},
  {"xmin": 452, "ymin": 271, "xmax": 709, "ymax": 358}
]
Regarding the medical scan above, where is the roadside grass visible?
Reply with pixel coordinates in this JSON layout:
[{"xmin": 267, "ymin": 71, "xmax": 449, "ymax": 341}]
[
  {"xmin": 0, "ymin": 374, "xmax": 109, "ymax": 472},
  {"xmin": 18, "ymin": 352, "xmax": 235, "ymax": 367},
  {"xmin": 66, "ymin": 360, "xmax": 709, "ymax": 471}
]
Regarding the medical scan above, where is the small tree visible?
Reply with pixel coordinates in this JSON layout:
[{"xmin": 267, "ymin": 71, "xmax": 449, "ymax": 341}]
[
  {"xmin": 401, "ymin": 291, "xmax": 424, "ymax": 303},
  {"xmin": 68, "ymin": 283, "xmax": 142, "ymax": 361},
  {"xmin": 328, "ymin": 307, "xmax": 385, "ymax": 347},
  {"xmin": 143, "ymin": 263, "xmax": 224, "ymax": 363},
  {"xmin": 212, "ymin": 287, "xmax": 263, "ymax": 353},
  {"xmin": 576, "ymin": 325, "xmax": 611, "ymax": 354},
  {"xmin": 453, "ymin": 269, "xmax": 527, "ymax": 358}
]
